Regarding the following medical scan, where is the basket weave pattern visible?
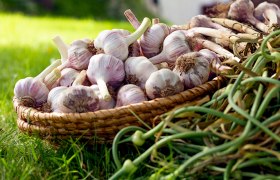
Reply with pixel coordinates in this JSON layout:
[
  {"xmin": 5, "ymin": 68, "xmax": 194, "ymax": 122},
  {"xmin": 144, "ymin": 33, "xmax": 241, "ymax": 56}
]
[{"xmin": 13, "ymin": 77, "xmax": 225, "ymax": 143}]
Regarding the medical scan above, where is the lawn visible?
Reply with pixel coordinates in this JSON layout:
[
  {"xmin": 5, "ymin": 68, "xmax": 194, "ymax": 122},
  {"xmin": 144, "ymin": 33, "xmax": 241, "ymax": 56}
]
[{"xmin": 0, "ymin": 13, "xmax": 134, "ymax": 179}]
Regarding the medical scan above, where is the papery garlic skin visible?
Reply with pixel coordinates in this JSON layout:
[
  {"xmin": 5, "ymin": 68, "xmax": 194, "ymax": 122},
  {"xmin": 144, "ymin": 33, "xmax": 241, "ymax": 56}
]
[
  {"xmin": 68, "ymin": 38, "xmax": 95, "ymax": 70},
  {"xmin": 125, "ymin": 56, "xmax": 158, "ymax": 89},
  {"xmin": 86, "ymin": 54, "xmax": 125, "ymax": 101},
  {"xmin": 58, "ymin": 68, "xmax": 80, "ymax": 87},
  {"xmin": 91, "ymin": 85, "xmax": 116, "ymax": 110},
  {"xmin": 254, "ymin": 2, "xmax": 280, "ymax": 26},
  {"xmin": 149, "ymin": 30, "xmax": 191, "ymax": 65},
  {"xmin": 173, "ymin": 52, "xmax": 210, "ymax": 89},
  {"xmin": 116, "ymin": 84, "xmax": 147, "ymax": 107},
  {"xmin": 50, "ymin": 85, "xmax": 99, "ymax": 113},
  {"xmin": 14, "ymin": 77, "xmax": 50, "ymax": 106},
  {"xmin": 145, "ymin": 69, "xmax": 184, "ymax": 99}
]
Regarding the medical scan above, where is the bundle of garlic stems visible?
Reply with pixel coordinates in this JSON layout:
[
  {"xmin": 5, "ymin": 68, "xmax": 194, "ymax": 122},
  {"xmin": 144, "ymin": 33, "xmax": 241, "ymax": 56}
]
[{"xmin": 109, "ymin": 29, "xmax": 280, "ymax": 180}]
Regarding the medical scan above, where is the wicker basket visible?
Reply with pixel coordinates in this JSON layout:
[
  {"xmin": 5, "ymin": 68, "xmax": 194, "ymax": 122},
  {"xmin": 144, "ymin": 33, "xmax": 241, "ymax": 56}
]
[{"xmin": 13, "ymin": 76, "xmax": 225, "ymax": 143}]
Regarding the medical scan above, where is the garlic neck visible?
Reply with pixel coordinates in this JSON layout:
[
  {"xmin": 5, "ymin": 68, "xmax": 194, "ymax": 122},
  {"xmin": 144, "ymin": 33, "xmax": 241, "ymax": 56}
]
[
  {"xmin": 125, "ymin": 17, "xmax": 151, "ymax": 46},
  {"xmin": 36, "ymin": 59, "xmax": 61, "ymax": 81}
]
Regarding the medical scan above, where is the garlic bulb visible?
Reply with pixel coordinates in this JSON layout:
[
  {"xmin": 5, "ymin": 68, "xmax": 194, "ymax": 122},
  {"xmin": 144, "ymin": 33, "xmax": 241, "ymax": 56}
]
[
  {"xmin": 116, "ymin": 84, "xmax": 147, "ymax": 107},
  {"xmin": 173, "ymin": 52, "xmax": 210, "ymax": 89},
  {"xmin": 58, "ymin": 68, "xmax": 80, "ymax": 87},
  {"xmin": 124, "ymin": 9, "xmax": 170, "ymax": 58},
  {"xmin": 86, "ymin": 54, "xmax": 125, "ymax": 101},
  {"xmin": 125, "ymin": 56, "xmax": 158, "ymax": 89},
  {"xmin": 228, "ymin": 0, "xmax": 269, "ymax": 33},
  {"xmin": 14, "ymin": 60, "xmax": 61, "ymax": 107},
  {"xmin": 145, "ymin": 68, "xmax": 184, "ymax": 99},
  {"xmin": 94, "ymin": 17, "xmax": 151, "ymax": 61},
  {"xmin": 254, "ymin": 2, "xmax": 280, "ymax": 27},
  {"xmin": 199, "ymin": 49, "xmax": 233, "ymax": 75},
  {"xmin": 91, "ymin": 85, "xmax": 116, "ymax": 110},
  {"xmin": 67, "ymin": 38, "xmax": 96, "ymax": 70},
  {"xmin": 149, "ymin": 30, "xmax": 191, "ymax": 65},
  {"xmin": 48, "ymin": 70, "xmax": 100, "ymax": 113}
]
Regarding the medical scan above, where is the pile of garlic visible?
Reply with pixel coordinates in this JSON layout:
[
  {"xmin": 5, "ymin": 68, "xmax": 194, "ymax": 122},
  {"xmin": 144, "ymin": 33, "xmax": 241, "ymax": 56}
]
[{"xmin": 14, "ymin": 0, "xmax": 280, "ymax": 113}]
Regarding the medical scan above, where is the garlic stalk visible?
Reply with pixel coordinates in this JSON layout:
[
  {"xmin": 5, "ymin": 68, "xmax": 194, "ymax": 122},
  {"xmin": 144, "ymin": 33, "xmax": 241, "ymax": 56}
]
[
  {"xmin": 52, "ymin": 36, "xmax": 68, "ymax": 63},
  {"xmin": 228, "ymin": 0, "xmax": 270, "ymax": 33},
  {"xmin": 125, "ymin": 56, "xmax": 158, "ymax": 89},
  {"xmin": 173, "ymin": 52, "xmax": 210, "ymax": 89},
  {"xmin": 14, "ymin": 59, "xmax": 61, "ymax": 107},
  {"xmin": 116, "ymin": 84, "xmax": 147, "ymax": 107},
  {"xmin": 91, "ymin": 85, "xmax": 116, "ymax": 110},
  {"xmin": 149, "ymin": 30, "xmax": 191, "ymax": 64},
  {"xmin": 86, "ymin": 54, "xmax": 125, "ymax": 101},
  {"xmin": 145, "ymin": 68, "xmax": 184, "ymax": 99},
  {"xmin": 254, "ymin": 2, "xmax": 280, "ymax": 27},
  {"xmin": 94, "ymin": 17, "xmax": 151, "ymax": 61}
]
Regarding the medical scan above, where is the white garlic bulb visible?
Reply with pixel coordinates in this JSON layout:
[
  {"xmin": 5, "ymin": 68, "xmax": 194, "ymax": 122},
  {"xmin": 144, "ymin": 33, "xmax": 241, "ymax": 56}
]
[
  {"xmin": 173, "ymin": 52, "xmax": 210, "ymax": 89},
  {"xmin": 145, "ymin": 69, "xmax": 184, "ymax": 99},
  {"xmin": 58, "ymin": 68, "xmax": 80, "ymax": 87},
  {"xmin": 125, "ymin": 56, "xmax": 158, "ymax": 89},
  {"xmin": 116, "ymin": 84, "xmax": 147, "ymax": 107}
]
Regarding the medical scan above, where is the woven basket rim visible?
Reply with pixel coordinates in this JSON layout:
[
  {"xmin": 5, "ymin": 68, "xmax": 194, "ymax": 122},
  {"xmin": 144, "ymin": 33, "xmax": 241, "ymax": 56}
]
[{"xmin": 13, "ymin": 76, "xmax": 225, "ymax": 120}]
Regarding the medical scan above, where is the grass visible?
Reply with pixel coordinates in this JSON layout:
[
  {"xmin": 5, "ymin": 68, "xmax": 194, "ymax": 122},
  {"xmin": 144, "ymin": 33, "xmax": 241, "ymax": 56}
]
[{"xmin": 0, "ymin": 13, "xmax": 134, "ymax": 179}]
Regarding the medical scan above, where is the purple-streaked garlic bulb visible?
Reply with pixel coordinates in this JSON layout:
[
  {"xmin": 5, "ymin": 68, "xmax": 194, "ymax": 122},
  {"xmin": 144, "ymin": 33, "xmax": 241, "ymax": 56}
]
[
  {"xmin": 125, "ymin": 56, "xmax": 158, "ymax": 89},
  {"xmin": 228, "ymin": 0, "xmax": 269, "ymax": 33},
  {"xmin": 149, "ymin": 30, "xmax": 191, "ymax": 65},
  {"xmin": 86, "ymin": 54, "xmax": 125, "ymax": 101},
  {"xmin": 254, "ymin": 2, "xmax": 280, "ymax": 27},
  {"xmin": 173, "ymin": 52, "xmax": 210, "ymax": 89},
  {"xmin": 145, "ymin": 68, "xmax": 184, "ymax": 99},
  {"xmin": 67, "ymin": 38, "xmax": 96, "ymax": 70},
  {"xmin": 116, "ymin": 84, "xmax": 147, "ymax": 107},
  {"xmin": 199, "ymin": 49, "xmax": 233, "ymax": 75},
  {"xmin": 94, "ymin": 18, "xmax": 151, "ymax": 61},
  {"xmin": 14, "ymin": 60, "xmax": 61, "ymax": 107},
  {"xmin": 58, "ymin": 68, "xmax": 80, "ymax": 87},
  {"xmin": 124, "ymin": 9, "xmax": 170, "ymax": 58},
  {"xmin": 91, "ymin": 85, "xmax": 115, "ymax": 109},
  {"xmin": 48, "ymin": 70, "xmax": 99, "ymax": 113}
]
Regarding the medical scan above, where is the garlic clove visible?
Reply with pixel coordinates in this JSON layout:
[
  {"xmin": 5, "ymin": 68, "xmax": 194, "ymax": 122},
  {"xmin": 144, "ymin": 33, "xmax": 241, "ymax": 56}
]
[
  {"xmin": 173, "ymin": 52, "xmax": 210, "ymax": 89},
  {"xmin": 86, "ymin": 54, "xmax": 125, "ymax": 101},
  {"xmin": 145, "ymin": 68, "xmax": 184, "ymax": 99},
  {"xmin": 125, "ymin": 56, "xmax": 158, "ymax": 89},
  {"xmin": 116, "ymin": 84, "xmax": 147, "ymax": 107}
]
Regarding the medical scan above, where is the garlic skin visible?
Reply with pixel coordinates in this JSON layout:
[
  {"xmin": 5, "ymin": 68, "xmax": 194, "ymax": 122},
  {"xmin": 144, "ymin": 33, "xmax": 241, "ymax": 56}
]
[
  {"xmin": 173, "ymin": 52, "xmax": 210, "ymax": 89},
  {"xmin": 116, "ymin": 84, "xmax": 147, "ymax": 107},
  {"xmin": 149, "ymin": 30, "xmax": 191, "ymax": 65},
  {"xmin": 91, "ymin": 85, "xmax": 116, "ymax": 110},
  {"xmin": 145, "ymin": 69, "xmax": 184, "ymax": 99},
  {"xmin": 125, "ymin": 56, "xmax": 158, "ymax": 89},
  {"xmin": 58, "ymin": 68, "xmax": 80, "ymax": 87},
  {"xmin": 51, "ymin": 85, "xmax": 99, "ymax": 113},
  {"xmin": 14, "ymin": 60, "xmax": 61, "ymax": 107},
  {"xmin": 86, "ymin": 54, "xmax": 125, "ymax": 101},
  {"xmin": 47, "ymin": 86, "xmax": 68, "ymax": 106},
  {"xmin": 94, "ymin": 18, "xmax": 151, "ymax": 61},
  {"xmin": 67, "ymin": 38, "xmax": 96, "ymax": 70}
]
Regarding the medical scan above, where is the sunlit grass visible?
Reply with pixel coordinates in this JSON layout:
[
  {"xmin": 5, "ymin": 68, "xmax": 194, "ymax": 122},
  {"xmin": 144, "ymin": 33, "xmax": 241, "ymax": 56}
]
[{"xmin": 0, "ymin": 13, "xmax": 133, "ymax": 179}]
